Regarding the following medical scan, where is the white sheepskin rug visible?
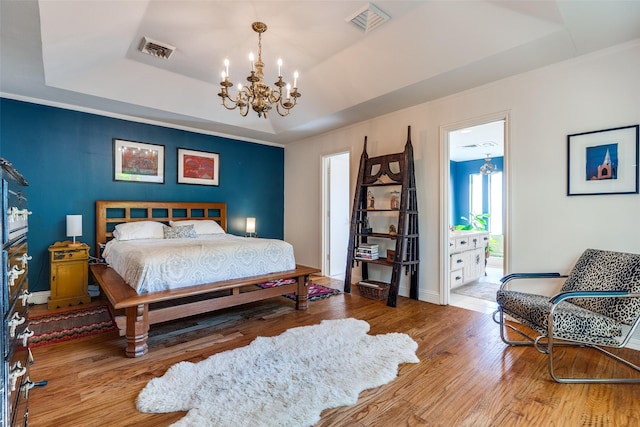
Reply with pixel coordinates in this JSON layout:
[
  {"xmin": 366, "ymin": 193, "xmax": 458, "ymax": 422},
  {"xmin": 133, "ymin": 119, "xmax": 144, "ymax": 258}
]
[{"xmin": 136, "ymin": 318, "xmax": 419, "ymax": 426}]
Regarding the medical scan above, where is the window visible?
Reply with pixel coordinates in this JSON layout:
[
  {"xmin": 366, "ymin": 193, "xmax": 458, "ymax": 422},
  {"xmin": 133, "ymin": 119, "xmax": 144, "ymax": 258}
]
[
  {"xmin": 470, "ymin": 173, "xmax": 483, "ymax": 217},
  {"xmin": 489, "ymin": 172, "xmax": 503, "ymax": 234},
  {"xmin": 469, "ymin": 172, "xmax": 502, "ymax": 233}
]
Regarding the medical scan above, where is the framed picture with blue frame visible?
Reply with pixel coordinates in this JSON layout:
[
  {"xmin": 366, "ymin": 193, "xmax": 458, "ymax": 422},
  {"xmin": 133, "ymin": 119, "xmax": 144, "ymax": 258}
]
[{"xmin": 567, "ymin": 125, "xmax": 639, "ymax": 196}]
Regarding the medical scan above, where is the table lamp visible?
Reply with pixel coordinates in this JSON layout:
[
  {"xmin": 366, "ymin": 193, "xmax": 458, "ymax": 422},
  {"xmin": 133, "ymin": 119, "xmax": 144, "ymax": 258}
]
[
  {"xmin": 246, "ymin": 217, "xmax": 256, "ymax": 237},
  {"xmin": 66, "ymin": 214, "xmax": 83, "ymax": 247}
]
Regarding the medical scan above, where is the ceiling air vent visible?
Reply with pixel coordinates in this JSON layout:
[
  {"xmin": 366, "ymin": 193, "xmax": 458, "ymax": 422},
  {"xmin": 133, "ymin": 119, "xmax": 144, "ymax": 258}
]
[
  {"xmin": 462, "ymin": 141, "xmax": 498, "ymax": 149},
  {"xmin": 346, "ymin": 3, "xmax": 390, "ymax": 33},
  {"xmin": 139, "ymin": 37, "xmax": 176, "ymax": 60}
]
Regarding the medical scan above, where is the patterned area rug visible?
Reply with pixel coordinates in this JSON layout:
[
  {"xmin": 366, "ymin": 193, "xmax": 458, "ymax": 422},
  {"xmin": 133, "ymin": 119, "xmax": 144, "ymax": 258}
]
[
  {"xmin": 29, "ymin": 305, "xmax": 118, "ymax": 347},
  {"xmin": 256, "ymin": 279, "xmax": 341, "ymax": 301}
]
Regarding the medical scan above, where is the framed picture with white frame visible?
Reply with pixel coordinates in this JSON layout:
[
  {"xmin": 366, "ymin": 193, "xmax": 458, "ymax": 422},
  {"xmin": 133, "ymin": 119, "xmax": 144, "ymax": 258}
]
[{"xmin": 567, "ymin": 125, "xmax": 639, "ymax": 196}]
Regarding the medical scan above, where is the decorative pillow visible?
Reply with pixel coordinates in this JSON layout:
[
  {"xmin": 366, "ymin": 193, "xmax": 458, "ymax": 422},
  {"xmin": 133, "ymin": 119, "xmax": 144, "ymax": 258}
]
[
  {"xmin": 163, "ymin": 224, "xmax": 197, "ymax": 239},
  {"xmin": 169, "ymin": 219, "xmax": 225, "ymax": 235},
  {"xmin": 113, "ymin": 221, "xmax": 165, "ymax": 241}
]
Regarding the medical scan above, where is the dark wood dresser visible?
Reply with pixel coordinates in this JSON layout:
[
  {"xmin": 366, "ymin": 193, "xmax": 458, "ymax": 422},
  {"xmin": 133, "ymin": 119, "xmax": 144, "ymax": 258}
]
[{"xmin": 1, "ymin": 158, "xmax": 34, "ymax": 426}]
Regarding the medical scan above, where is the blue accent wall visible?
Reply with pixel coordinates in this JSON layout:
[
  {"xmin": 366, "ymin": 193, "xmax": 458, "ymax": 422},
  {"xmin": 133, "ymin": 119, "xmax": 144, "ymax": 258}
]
[
  {"xmin": 0, "ymin": 98, "xmax": 285, "ymax": 292},
  {"xmin": 450, "ymin": 157, "xmax": 503, "ymax": 226}
]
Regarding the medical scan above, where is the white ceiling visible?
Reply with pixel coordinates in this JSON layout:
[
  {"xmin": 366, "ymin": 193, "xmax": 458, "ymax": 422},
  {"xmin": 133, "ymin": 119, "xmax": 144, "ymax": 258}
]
[
  {"xmin": 2, "ymin": 1, "xmax": 640, "ymax": 147},
  {"xmin": 449, "ymin": 120, "xmax": 504, "ymax": 162}
]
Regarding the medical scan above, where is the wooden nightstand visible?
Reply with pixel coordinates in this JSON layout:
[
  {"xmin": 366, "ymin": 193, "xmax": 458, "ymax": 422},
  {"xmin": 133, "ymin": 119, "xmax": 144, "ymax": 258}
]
[{"xmin": 48, "ymin": 240, "xmax": 91, "ymax": 309}]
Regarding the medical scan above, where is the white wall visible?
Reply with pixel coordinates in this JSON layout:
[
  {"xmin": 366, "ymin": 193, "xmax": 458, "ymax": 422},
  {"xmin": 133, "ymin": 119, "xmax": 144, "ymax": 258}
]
[{"xmin": 285, "ymin": 39, "xmax": 640, "ymax": 302}]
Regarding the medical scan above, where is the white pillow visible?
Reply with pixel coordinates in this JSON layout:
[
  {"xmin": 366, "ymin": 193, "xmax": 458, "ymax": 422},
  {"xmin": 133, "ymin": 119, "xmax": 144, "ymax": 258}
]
[
  {"xmin": 169, "ymin": 219, "xmax": 225, "ymax": 235},
  {"xmin": 113, "ymin": 221, "xmax": 165, "ymax": 241}
]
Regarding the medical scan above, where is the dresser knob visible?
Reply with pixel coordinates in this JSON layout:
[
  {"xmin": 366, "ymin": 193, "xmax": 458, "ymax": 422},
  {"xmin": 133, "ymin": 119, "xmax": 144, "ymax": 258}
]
[
  {"xmin": 8, "ymin": 312, "xmax": 26, "ymax": 337},
  {"xmin": 7, "ymin": 265, "xmax": 25, "ymax": 287},
  {"xmin": 9, "ymin": 361, "xmax": 27, "ymax": 391},
  {"xmin": 18, "ymin": 328, "xmax": 34, "ymax": 347},
  {"xmin": 21, "ymin": 253, "xmax": 32, "ymax": 268},
  {"xmin": 19, "ymin": 290, "xmax": 32, "ymax": 305}
]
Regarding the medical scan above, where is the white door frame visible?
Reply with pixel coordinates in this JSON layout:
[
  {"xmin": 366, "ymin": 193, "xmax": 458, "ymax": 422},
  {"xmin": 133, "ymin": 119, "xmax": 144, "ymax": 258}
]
[
  {"xmin": 439, "ymin": 111, "xmax": 511, "ymax": 305},
  {"xmin": 321, "ymin": 151, "xmax": 350, "ymax": 279}
]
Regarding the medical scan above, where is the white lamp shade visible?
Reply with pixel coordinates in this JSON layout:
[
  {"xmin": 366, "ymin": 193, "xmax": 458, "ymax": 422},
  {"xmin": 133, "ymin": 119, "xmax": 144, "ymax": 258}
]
[
  {"xmin": 246, "ymin": 217, "xmax": 256, "ymax": 234},
  {"xmin": 66, "ymin": 214, "xmax": 83, "ymax": 237}
]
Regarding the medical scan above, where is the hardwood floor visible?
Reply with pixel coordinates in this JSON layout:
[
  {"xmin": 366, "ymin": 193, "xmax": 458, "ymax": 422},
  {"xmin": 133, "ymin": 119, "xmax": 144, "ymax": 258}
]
[{"xmin": 27, "ymin": 277, "xmax": 640, "ymax": 426}]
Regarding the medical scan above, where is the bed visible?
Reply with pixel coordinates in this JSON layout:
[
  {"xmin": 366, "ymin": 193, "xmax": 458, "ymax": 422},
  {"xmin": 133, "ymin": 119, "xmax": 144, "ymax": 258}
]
[{"xmin": 90, "ymin": 200, "xmax": 319, "ymax": 357}]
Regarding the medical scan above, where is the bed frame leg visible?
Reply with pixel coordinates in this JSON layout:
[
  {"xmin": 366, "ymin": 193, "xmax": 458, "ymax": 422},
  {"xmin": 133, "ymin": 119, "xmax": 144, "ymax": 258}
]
[
  {"xmin": 125, "ymin": 304, "xmax": 149, "ymax": 358},
  {"xmin": 296, "ymin": 275, "xmax": 310, "ymax": 310}
]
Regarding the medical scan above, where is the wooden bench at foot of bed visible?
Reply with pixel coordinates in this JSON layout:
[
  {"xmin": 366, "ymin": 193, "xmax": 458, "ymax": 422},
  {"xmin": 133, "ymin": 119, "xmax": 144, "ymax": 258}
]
[{"xmin": 90, "ymin": 264, "xmax": 320, "ymax": 357}]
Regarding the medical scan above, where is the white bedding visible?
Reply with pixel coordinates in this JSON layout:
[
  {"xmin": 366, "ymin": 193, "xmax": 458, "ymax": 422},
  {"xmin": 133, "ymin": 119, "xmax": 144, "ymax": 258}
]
[{"xmin": 103, "ymin": 234, "xmax": 296, "ymax": 294}]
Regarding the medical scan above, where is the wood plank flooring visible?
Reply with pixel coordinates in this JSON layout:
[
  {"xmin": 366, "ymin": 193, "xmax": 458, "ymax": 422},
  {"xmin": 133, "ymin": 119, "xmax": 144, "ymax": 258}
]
[{"xmin": 27, "ymin": 277, "xmax": 640, "ymax": 426}]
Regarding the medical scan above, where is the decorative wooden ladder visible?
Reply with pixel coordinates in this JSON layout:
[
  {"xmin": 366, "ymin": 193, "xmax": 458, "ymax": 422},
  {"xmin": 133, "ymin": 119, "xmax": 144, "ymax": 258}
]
[{"xmin": 344, "ymin": 126, "xmax": 419, "ymax": 307}]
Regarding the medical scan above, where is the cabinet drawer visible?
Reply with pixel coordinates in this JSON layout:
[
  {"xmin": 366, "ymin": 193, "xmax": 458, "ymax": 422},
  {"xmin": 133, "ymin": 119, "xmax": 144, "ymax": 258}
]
[
  {"xmin": 4, "ymin": 240, "xmax": 29, "ymax": 309},
  {"xmin": 450, "ymin": 253, "xmax": 465, "ymax": 270},
  {"xmin": 454, "ymin": 236, "xmax": 470, "ymax": 251},
  {"xmin": 4, "ymin": 296, "xmax": 28, "ymax": 360},
  {"xmin": 6, "ymin": 345, "xmax": 30, "ymax": 427},
  {"xmin": 50, "ymin": 248, "xmax": 88, "ymax": 262},
  {"xmin": 450, "ymin": 269, "xmax": 464, "ymax": 288},
  {"xmin": 469, "ymin": 233, "xmax": 490, "ymax": 248}
]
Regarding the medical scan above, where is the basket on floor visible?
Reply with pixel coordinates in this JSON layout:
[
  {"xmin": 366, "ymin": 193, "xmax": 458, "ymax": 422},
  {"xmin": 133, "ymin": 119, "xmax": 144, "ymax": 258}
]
[{"xmin": 356, "ymin": 281, "xmax": 390, "ymax": 301}]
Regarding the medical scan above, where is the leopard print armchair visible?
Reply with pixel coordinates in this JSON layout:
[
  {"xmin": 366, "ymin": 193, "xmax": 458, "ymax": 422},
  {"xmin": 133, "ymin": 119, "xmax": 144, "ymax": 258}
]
[{"xmin": 494, "ymin": 248, "xmax": 640, "ymax": 383}]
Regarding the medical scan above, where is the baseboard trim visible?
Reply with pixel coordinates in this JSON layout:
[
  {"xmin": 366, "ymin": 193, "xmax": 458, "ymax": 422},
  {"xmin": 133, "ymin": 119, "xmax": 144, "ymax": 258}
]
[{"xmin": 29, "ymin": 290, "xmax": 50, "ymax": 306}]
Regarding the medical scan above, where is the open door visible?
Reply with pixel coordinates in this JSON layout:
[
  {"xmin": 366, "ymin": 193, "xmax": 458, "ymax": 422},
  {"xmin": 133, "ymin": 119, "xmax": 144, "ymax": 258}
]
[
  {"xmin": 440, "ymin": 113, "xmax": 510, "ymax": 312},
  {"xmin": 322, "ymin": 151, "xmax": 350, "ymax": 283}
]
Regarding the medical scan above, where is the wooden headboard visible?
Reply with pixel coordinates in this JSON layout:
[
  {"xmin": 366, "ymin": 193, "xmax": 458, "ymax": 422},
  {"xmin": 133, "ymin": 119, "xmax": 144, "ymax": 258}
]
[{"xmin": 95, "ymin": 200, "xmax": 227, "ymax": 259}]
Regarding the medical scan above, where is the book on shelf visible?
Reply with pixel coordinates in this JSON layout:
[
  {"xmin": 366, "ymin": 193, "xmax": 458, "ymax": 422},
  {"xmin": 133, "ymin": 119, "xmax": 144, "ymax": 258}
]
[
  {"xmin": 356, "ymin": 248, "xmax": 378, "ymax": 255},
  {"xmin": 358, "ymin": 243, "xmax": 379, "ymax": 250},
  {"xmin": 355, "ymin": 254, "xmax": 379, "ymax": 260}
]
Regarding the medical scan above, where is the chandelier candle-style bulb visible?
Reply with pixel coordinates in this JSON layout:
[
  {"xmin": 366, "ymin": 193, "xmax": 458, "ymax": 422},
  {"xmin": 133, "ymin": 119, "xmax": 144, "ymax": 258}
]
[{"xmin": 218, "ymin": 21, "xmax": 301, "ymax": 118}]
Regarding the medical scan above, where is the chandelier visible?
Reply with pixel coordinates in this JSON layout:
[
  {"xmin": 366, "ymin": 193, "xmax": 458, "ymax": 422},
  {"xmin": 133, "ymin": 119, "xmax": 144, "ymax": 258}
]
[
  {"xmin": 480, "ymin": 154, "xmax": 498, "ymax": 175},
  {"xmin": 218, "ymin": 22, "xmax": 301, "ymax": 118}
]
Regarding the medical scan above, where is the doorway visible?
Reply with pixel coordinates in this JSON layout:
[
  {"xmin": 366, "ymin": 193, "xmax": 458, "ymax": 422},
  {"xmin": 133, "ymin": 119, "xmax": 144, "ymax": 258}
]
[
  {"xmin": 322, "ymin": 151, "xmax": 350, "ymax": 285},
  {"xmin": 440, "ymin": 114, "xmax": 509, "ymax": 313}
]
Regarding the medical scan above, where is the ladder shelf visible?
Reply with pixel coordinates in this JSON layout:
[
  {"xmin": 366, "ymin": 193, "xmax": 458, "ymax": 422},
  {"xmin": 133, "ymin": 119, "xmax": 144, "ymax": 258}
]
[{"xmin": 344, "ymin": 126, "xmax": 420, "ymax": 307}]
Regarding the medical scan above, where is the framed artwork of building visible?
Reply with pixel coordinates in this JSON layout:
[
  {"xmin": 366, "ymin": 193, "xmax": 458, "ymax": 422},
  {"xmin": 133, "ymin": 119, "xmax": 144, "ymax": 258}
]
[{"xmin": 567, "ymin": 125, "xmax": 639, "ymax": 196}]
